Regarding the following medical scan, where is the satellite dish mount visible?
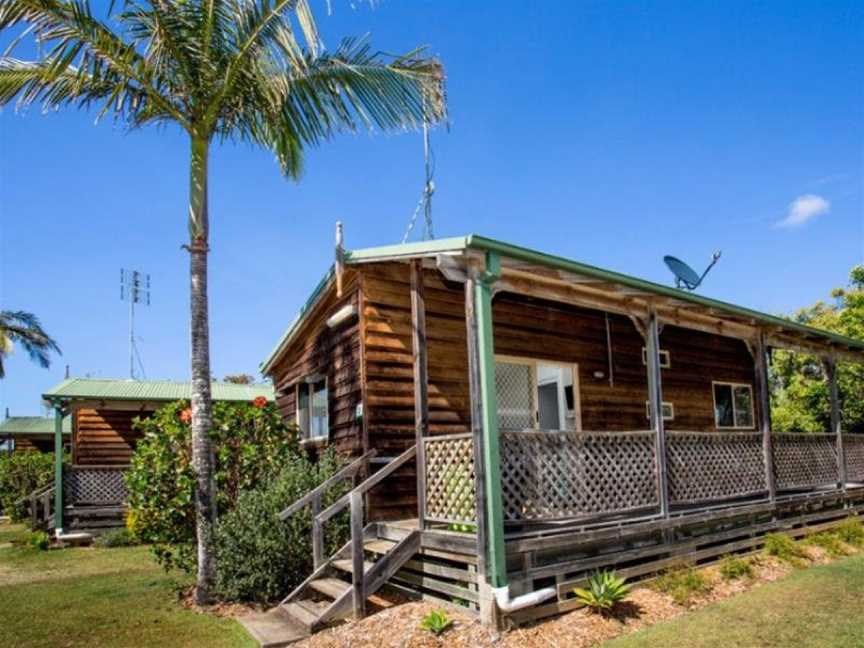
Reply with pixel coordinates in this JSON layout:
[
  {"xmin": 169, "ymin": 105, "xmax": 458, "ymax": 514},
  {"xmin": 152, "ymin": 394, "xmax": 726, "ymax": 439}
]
[{"xmin": 664, "ymin": 251, "xmax": 722, "ymax": 291}]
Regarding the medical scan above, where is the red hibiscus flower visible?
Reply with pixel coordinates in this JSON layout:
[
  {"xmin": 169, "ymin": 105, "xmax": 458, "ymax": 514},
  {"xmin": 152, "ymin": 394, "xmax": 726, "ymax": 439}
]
[
  {"xmin": 253, "ymin": 396, "xmax": 268, "ymax": 409},
  {"xmin": 179, "ymin": 408, "xmax": 192, "ymax": 424}
]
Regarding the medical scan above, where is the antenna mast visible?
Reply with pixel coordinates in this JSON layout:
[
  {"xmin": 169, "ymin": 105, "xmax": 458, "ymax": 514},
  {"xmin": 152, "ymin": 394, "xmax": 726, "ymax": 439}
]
[
  {"xmin": 402, "ymin": 120, "xmax": 436, "ymax": 243},
  {"xmin": 120, "ymin": 269, "xmax": 150, "ymax": 379}
]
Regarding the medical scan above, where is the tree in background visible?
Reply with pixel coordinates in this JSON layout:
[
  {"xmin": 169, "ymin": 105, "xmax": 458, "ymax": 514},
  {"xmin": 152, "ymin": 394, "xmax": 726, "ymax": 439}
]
[
  {"xmin": 0, "ymin": 0, "xmax": 445, "ymax": 602},
  {"xmin": 0, "ymin": 310, "xmax": 61, "ymax": 378},
  {"xmin": 771, "ymin": 266, "xmax": 864, "ymax": 433},
  {"xmin": 223, "ymin": 374, "xmax": 256, "ymax": 385}
]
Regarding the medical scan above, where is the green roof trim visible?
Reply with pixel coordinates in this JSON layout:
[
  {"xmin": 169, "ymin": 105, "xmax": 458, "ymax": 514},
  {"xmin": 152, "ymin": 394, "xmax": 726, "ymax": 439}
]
[
  {"xmin": 0, "ymin": 416, "xmax": 71, "ymax": 436},
  {"xmin": 43, "ymin": 378, "xmax": 274, "ymax": 403},
  {"xmin": 260, "ymin": 234, "xmax": 864, "ymax": 372},
  {"xmin": 259, "ymin": 266, "xmax": 335, "ymax": 374}
]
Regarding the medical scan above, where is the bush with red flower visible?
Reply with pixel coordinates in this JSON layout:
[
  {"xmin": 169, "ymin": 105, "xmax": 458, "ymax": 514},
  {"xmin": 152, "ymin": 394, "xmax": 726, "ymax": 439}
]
[{"xmin": 125, "ymin": 398, "xmax": 304, "ymax": 573}]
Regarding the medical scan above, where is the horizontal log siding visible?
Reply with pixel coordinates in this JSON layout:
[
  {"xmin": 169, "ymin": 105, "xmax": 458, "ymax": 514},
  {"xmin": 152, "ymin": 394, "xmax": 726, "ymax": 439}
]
[
  {"xmin": 73, "ymin": 408, "xmax": 149, "ymax": 465},
  {"xmin": 492, "ymin": 293, "xmax": 759, "ymax": 432},
  {"xmin": 270, "ymin": 270, "xmax": 363, "ymax": 456},
  {"xmin": 360, "ymin": 263, "xmax": 470, "ymax": 520}
]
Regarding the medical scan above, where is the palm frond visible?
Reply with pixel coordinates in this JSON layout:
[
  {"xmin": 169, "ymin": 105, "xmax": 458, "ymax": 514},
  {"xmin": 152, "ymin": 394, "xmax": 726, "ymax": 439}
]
[{"xmin": 0, "ymin": 310, "xmax": 61, "ymax": 377}]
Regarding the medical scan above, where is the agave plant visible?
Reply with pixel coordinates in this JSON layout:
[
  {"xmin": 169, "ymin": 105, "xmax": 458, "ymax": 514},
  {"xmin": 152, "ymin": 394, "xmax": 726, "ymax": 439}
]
[{"xmin": 573, "ymin": 570, "xmax": 631, "ymax": 613}]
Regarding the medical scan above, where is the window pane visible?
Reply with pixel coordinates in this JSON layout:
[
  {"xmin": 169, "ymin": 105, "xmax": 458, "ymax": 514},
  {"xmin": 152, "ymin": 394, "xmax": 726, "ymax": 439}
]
[
  {"xmin": 733, "ymin": 386, "xmax": 754, "ymax": 428},
  {"xmin": 310, "ymin": 380, "xmax": 328, "ymax": 439},
  {"xmin": 297, "ymin": 385, "xmax": 310, "ymax": 434},
  {"xmin": 714, "ymin": 384, "xmax": 734, "ymax": 427},
  {"xmin": 496, "ymin": 362, "xmax": 535, "ymax": 430}
]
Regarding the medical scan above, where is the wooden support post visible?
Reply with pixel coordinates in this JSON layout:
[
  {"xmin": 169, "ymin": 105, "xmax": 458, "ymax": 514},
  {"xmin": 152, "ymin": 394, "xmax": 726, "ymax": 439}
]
[
  {"xmin": 466, "ymin": 276, "xmax": 495, "ymax": 625},
  {"xmin": 53, "ymin": 405, "xmax": 64, "ymax": 533},
  {"xmin": 754, "ymin": 332, "xmax": 776, "ymax": 501},
  {"xmin": 350, "ymin": 490, "xmax": 366, "ymax": 619},
  {"xmin": 410, "ymin": 260, "xmax": 429, "ymax": 529},
  {"xmin": 824, "ymin": 357, "xmax": 846, "ymax": 490},
  {"xmin": 311, "ymin": 492, "xmax": 323, "ymax": 569},
  {"xmin": 474, "ymin": 252, "xmax": 508, "ymax": 590},
  {"xmin": 646, "ymin": 307, "xmax": 670, "ymax": 519}
]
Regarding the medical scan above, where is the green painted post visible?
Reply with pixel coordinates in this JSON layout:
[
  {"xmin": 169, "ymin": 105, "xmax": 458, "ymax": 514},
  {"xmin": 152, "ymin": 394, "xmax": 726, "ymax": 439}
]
[
  {"xmin": 475, "ymin": 251, "xmax": 507, "ymax": 589},
  {"xmin": 53, "ymin": 405, "xmax": 64, "ymax": 533}
]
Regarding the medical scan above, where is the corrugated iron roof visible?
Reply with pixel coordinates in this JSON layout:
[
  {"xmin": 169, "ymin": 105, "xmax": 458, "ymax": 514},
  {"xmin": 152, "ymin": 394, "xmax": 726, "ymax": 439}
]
[
  {"xmin": 43, "ymin": 378, "xmax": 274, "ymax": 403},
  {"xmin": 0, "ymin": 416, "xmax": 71, "ymax": 435},
  {"xmin": 260, "ymin": 234, "xmax": 864, "ymax": 373}
]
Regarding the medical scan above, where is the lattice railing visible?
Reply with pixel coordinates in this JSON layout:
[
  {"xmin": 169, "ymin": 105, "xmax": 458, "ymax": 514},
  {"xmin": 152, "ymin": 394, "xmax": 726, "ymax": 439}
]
[
  {"xmin": 499, "ymin": 430, "xmax": 659, "ymax": 522},
  {"xmin": 63, "ymin": 465, "xmax": 129, "ymax": 505},
  {"xmin": 424, "ymin": 434, "xmax": 477, "ymax": 525},
  {"xmin": 772, "ymin": 434, "xmax": 838, "ymax": 491},
  {"xmin": 844, "ymin": 435, "xmax": 864, "ymax": 483},
  {"xmin": 667, "ymin": 431, "xmax": 767, "ymax": 505}
]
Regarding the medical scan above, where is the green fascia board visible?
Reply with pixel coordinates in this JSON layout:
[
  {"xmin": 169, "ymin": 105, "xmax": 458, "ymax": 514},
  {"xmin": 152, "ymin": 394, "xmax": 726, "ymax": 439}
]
[
  {"xmin": 0, "ymin": 416, "xmax": 71, "ymax": 435},
  {"xmin": 42, "ymin": 378, "xmax": 274, "ymax": 404},
  {"xmin": 259, "ymin": 233, "xmax": 864, "ymax": 373},
  {"xmin": 259, "ymin": 266, "xmax": 336, "ymax": 374}
]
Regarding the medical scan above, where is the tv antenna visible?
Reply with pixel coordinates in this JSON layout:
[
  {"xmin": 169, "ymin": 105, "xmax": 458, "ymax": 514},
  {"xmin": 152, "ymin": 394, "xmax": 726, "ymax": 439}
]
[
  {"xmin": 401, "ymin": 120, "xmax": 436, "ymax": 243},
  {"xmin": 120, "ymin": 269, "xmax": 150, "ymax": 379},
  {"xmin": 664, "ymin": 251, "xmax": 722, "ymax": 291}
]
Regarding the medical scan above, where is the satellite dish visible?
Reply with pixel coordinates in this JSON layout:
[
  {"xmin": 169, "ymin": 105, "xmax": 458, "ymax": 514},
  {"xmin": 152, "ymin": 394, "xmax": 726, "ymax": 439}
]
[{"xmin": 664, "ymin": 251, "xmax": 722, "ymax": 291}]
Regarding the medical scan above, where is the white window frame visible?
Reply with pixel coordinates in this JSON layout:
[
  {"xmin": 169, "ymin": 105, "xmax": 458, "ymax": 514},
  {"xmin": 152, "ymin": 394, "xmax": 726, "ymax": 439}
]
[
  {"xmin": 645, "ymin": 401, "xmax": 675, "ymax": 421},
  {"xmin": 296, "ymin": 377, "xmax": 329, "ymax": 441},
  {"xmin": 495, "ymin": 355, "xmax": 582, "ymax": 432},
  {"xmin": 712, "ymin": 381, "xmax": 755, "ymax": 430},
  {"xmin": 642, "ymin": 347, "xmax": 671, "ymax": 369}
]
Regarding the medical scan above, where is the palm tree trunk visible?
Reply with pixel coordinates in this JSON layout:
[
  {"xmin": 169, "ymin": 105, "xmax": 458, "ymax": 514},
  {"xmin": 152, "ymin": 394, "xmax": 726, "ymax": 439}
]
[{"xmin": 189, "ymin": 135, "xmax": 216, "ymax": 604}]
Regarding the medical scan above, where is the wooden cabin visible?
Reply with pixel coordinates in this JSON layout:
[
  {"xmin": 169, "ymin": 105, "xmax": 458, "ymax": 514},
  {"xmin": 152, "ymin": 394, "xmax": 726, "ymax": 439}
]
[
  {"xmin": 40, "ymin": 378, "xmax": 273, "ymax": 533},
  {"xmin": 250, "ymin": 234, "xmax": 864, "ymax": 638},
  {"xmin": 0, "ymin": 415, "xmax": 70, "ymax": 454}
]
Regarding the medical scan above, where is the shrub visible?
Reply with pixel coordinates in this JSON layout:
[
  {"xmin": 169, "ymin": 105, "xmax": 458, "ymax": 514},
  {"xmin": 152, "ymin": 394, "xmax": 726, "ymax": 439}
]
[
  {"xmin": 419, "ymin": 609, "xmax": 453, "ymax": 636},
  {"xmin": 125, "ymin": 400, "xmax": 301, "ymax": 573},
  {"xmin": 763, "ymin": 533, "xmax": 808, "ymax": 566},
  {"xmin": 653, "ymin": 566, "xmax": 712, "ymax": 605},
  {"xmin": 805, "ymin": 532, "xmax": 850, "ymax": 558},
  {"xmin": 719, "ymin": 555, "xmax": 754, "ymax": 580},
  {"xmin": 573, "ymin": 570, "xmax": 631, "ymax": 613},
  {"xmin": 28, "ymin": 531, "xmax": 50, "ymax": 551},
  {"xmin": 836, "ymin": 519, "xmax": 864, "ymax": 546},
  {"xmin": 212, "ymin": 449, "xmax": 349, "ymax": 604},
  {"xmin": 94, "ymin": 528, "xmax": 139, "ymax": 548},
  {"xmin": 0, "ymin": 451, "xmax": 65, "ymax": 521}
]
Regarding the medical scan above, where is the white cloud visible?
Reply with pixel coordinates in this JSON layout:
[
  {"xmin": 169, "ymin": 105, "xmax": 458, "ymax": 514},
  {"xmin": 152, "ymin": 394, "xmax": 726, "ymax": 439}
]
[{"xmin": 776, "ymin": 194, "xmax": 830, "ymax": 228}]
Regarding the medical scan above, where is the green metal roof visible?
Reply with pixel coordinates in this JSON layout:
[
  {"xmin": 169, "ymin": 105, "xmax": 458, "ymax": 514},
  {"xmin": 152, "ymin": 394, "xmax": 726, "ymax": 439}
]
[
  {"xmin": 0, "ymin": 416, "xmax": 70, "ymax": 436},
  {"xmin": 43, "ymin": 378, "xmax": 274, "ymax": 403},
  {"xmin": 260, "ymin": 234, "xmax": 864, "ymax": 372}
]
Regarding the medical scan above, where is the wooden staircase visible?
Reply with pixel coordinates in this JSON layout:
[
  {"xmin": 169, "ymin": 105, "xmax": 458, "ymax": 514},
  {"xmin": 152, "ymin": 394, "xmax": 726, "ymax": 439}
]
[
  {"xmin": 241, "ymin": 447, "xmax": 420, "ymax": 647},
  {"xmin": 278, "ymin": 526, "xmax": 420, "ymax": 634}
]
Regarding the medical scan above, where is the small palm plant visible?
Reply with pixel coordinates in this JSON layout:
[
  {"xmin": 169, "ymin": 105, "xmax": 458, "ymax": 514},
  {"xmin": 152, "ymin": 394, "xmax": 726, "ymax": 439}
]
[
  {"xmin": 419, "ymin": 609, "xmax": 453, "ymax": 636},
  {"xmin": 573, "ymin": 570, "xmax": 631, "ymax": 613}
]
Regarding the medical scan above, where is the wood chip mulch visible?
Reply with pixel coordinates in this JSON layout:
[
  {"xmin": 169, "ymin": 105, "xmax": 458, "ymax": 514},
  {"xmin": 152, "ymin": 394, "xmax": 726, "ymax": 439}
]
[{"xmin": 285, "ymin": 549, "xmax": 846, "ymax": 648}]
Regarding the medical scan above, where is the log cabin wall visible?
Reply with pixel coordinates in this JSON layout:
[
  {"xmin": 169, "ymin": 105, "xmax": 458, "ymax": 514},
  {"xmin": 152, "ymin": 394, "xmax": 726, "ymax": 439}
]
[
  {"xmin": 73, "ymin": 408, "xmax": 149, "ymax": 465},
  {"xmin": 355, "ymin": 262, "xmax": 759, "ymax": 520},
  {"xmin": 270, "ymin": 270, "xmax": 364, "ymax": 456},
  {"xmin": 360, "ymin": 262, "xmax": 471, "ymax": 520}
]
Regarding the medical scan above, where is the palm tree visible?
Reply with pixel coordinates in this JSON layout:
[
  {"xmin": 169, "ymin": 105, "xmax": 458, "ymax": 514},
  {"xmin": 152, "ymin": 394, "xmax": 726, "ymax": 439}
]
[
  {"xmin": 0, "ymin": 310, "xmax": 62, "ymax": 378},
  {"xmin": 0, "ymin": 0, "xmax": 445, "ymax": 602}
]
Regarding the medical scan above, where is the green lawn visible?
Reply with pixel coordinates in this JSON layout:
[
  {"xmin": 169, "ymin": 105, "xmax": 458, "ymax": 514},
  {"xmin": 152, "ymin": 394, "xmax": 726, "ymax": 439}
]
[
  {"xmin": 604, "ymin": 554, "xmax": 864, "ymax": 648},
  {"xmin": 0, "ymin": 522, "xmax": 254, "ymax": 648}
]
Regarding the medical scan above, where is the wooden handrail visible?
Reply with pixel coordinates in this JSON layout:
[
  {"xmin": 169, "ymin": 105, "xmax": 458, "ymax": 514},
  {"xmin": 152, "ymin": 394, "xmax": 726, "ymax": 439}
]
[
  {"xmin": 317, "ymin": 446, "xmax": 417, "ymax": 525},
  {"xmin": 277, "ymin": 450, "xmax": 376, "ymax": 521}
]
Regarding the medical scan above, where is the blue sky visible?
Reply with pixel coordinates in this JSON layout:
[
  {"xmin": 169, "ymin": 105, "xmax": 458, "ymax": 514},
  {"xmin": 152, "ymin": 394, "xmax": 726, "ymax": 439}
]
[{"xmin": 1, "ymin": 1, "xmax": 862, "ymax": 415}]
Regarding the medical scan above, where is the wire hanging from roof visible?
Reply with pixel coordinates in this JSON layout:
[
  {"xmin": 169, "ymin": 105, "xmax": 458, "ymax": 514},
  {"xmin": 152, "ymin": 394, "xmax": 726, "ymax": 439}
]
[{"xmin": 401, "ymin": 121, "xmax": 435, "ymax": 243}]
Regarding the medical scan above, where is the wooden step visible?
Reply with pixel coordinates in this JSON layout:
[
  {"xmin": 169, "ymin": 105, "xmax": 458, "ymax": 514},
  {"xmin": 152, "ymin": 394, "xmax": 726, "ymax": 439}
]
[
  {"xmin": 364, "ymin": 539, "xmax": 396, "ymax": 555},
  {"xmin": 279, "ymin": 602, "xmax": 318, "ymax": 631},
  {"xmin": 308, "ymin": 577, "xmax": 349, "ymax": 599},
  {"xmin": 296, "ymin": 599, "xmax": 329, "ymax": 616},
  {"xmin": 332, "ymin": 559, "xmax": 375, "ymax": 575}
]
